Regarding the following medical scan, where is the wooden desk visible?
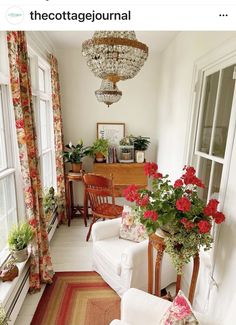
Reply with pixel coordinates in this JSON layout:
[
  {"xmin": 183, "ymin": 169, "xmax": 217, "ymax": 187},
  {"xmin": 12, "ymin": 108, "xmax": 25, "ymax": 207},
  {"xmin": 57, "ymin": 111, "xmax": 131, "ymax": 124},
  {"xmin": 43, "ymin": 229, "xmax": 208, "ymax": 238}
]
[
  {"xmin": 93, "ymin": 163, "xmax": 148, "ymax": 195},
  {"xmin": 148, "ymin": 233, "xmax": 200, "ymax": 304},
  {"xmin": 65, "ymin": 172, "xmax": 88, "ymax": 227}
]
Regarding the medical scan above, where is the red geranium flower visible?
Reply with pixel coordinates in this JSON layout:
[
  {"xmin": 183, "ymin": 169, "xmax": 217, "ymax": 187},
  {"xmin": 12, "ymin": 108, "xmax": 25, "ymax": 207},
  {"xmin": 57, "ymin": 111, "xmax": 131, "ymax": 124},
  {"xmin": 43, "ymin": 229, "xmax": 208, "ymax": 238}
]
[
  {"xmin": 144, "ymin": 162, "xmax": 158, "ymax": 177},
  {"xmin": 198, "ymin": 220, "xmax": 211, "ymax": 233},
  {"xmin": 176, "ymin": 197, "xmax": 191, "ymax": 212},
  {"xmin": 136, "ymin": 194, "xmax": 149, "ymax": 207},
  {"xmin": 213, "ymin": 211, "xmax": 225, "ymax": 224},
  {"xmin": 123, "ymin": 185, "xmax": 139, "ymax": 202},
  {"xmin": 144, "ymin": 210, "xmax": 158, "ymax": 221},
  {"xmin": 204, "ymin": 199, "xmax": 219, "ymax": 216},
  {"xmin": 174, "ymin": 179, "xmax": 183, "ymax": 188},
  {"xmin": 180, "ymin": 218, "xmax": 195, "ymax": 230}
]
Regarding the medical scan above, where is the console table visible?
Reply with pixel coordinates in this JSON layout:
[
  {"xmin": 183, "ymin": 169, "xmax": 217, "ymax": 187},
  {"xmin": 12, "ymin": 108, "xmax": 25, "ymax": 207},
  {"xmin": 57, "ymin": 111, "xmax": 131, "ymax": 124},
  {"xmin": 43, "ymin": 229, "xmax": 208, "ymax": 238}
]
[{"xmin": 93, "ymin": 163, "xmax": 148, "ymax": 196}]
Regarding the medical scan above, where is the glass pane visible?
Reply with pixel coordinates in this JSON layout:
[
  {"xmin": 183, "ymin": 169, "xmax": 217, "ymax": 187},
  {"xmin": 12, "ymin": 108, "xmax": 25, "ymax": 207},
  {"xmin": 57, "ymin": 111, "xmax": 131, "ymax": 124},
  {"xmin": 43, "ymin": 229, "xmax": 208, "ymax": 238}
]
[
  {"xmin": 42, "ymin": 152, "xmax": 52, "ymax": 189},
  {"xmin": 39, "ymin": 67, "xmax": 45, "ymax": 92},
  {"xmin": 212, "ymin": 65, "xmax": 235, "ymax": 158},
  {"xmin": 39, "ymin": 100, "xmax": 48, "ymax": 150},
  {"xmin": 198, "ymin": 71, "xmax": 219, "ymax": 154},
  {"xmin": 0, "ymin": 175, "xmax": 17, "ymax": 253},
  {"xmin": 0, "ymin": 89, "xmax": 7, "ymax": 171},
  {"xmin": 197, "ymin": 157, "xmax": 212, "ymax": 202},
  {"xmin": 210, "ymin": 163, "xmax": 223, "ymax": 199}
]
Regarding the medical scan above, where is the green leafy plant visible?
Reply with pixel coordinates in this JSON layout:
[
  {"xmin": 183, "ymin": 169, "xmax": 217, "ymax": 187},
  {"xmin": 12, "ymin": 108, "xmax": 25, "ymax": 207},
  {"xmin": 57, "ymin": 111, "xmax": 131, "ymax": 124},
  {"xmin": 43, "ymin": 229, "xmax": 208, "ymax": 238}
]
[
  {"xmin": 63, "ymin": 140, "xmax": 91, "ymax": 163},
  {"xmin": 43, "ymin": 187, "xmax": 57, "ymax": 214},
  {"xmin": 119, "ymin": 135, "xmax": 134, "ymax": 146},
  {"xmin": 89, "ymin": 138, "xmax": 110, "ymax": 158},
  {"xmin": 8, "ymin": 222, "xmax": 34, "ymax": 251},
  {"xmin": 0, "ymin": 303, "xmax": 9, "ymax": 325},
  {"xmin": 124, "ymin": 162, "xmax": 225, "ymax": 274},
  {"xmin": 133, "ymin": 136, "xmax": 150, "ymax": 151}
]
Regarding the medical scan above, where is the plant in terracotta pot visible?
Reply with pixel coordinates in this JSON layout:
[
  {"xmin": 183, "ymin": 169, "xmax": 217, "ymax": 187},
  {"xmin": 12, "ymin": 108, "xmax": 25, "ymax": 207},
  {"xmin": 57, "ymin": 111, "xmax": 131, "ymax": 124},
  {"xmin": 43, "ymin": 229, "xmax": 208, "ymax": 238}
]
[
  {"xmin": 133, "ymin": 136, "xmax": 150, "ymax": 163},
  {"xmin": 89, "ymin": 138, "xmax": 109, "ymax": 162},
  {"xmin": 43, "ymin": 187, "xmax": 57, "ymax": 224},
  {"xmin": 119, "ymin": 136, "xmax": 134, "ymax": 162},
  {"xmin": 8, "ymin": 222, "xmax": 34, "ymax": 263},
  {"xmin": 123, "ymin": 162, "xmax": 226, "ymax": 274},
  {"xmin": 63, "ymin": 140, "xmax": 91, "ymax": 172}
]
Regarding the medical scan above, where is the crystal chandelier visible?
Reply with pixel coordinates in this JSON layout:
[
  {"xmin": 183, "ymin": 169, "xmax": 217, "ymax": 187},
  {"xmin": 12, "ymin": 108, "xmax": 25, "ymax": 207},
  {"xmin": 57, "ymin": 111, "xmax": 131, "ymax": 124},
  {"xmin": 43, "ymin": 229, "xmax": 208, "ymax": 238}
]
[
  {"xmin": 82, "ymin": 31, "xmax": 148, "ymax": 106},
  {"xmin": 95, "ymin": 79, "xmax": 122, "ymax": 107}
]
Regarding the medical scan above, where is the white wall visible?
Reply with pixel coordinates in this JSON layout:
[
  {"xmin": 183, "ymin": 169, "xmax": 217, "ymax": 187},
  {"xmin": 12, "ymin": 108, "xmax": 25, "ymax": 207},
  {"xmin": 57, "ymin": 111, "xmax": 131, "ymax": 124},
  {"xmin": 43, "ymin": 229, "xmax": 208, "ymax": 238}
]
[
  {"xmin": 56, "ymin": 46, "xmax": 160, "ymax": 172},
  {"xmin": 157, "ymin": 31, "xmax": 236, "ymax": 323}
]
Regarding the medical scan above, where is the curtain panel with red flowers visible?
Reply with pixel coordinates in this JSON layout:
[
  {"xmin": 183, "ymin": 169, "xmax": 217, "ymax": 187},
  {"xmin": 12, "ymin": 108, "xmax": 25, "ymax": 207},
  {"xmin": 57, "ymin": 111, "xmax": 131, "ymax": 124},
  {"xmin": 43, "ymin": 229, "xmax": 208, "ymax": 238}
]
[
  {"xmin": 7, "ymin": 31, "xmax": 54, "ymax": 291},
  {"xmin": 50, "ymin": 54, "xmax": 67, "ymax": 223}
]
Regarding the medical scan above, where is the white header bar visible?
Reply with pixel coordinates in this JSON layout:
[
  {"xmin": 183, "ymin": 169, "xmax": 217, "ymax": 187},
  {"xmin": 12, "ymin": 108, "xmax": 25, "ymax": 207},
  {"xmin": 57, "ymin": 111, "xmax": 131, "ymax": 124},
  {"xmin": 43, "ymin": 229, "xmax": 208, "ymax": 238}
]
[{"xmin": 0, "ymin": 4, "xmax": 236, "ymax": 30}]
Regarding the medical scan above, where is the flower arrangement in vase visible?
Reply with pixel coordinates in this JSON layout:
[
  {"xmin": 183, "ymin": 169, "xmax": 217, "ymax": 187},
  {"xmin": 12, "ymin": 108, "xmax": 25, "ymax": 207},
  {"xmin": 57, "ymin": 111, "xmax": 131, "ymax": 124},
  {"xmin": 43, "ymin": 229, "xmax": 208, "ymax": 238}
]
[{"xmin": 123, "ymin": 162, "xmax": 225, "ymax": 274}]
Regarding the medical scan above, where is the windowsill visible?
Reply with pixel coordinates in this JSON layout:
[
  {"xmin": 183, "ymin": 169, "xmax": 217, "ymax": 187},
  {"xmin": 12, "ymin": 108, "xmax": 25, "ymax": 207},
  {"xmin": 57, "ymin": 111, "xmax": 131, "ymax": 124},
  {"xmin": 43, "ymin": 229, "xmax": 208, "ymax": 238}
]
[{"xmin": 0, "ymin": 257, "xmax": 30, "ymax": 307}]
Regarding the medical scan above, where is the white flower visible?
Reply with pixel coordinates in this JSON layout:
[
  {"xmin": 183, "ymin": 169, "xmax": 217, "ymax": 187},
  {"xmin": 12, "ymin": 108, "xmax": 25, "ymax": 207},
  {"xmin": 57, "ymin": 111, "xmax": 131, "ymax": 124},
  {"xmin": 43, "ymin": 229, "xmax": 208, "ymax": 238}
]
[{"xmin": 69, "ymin": 141, "xmax": 73, "ymax": 148}]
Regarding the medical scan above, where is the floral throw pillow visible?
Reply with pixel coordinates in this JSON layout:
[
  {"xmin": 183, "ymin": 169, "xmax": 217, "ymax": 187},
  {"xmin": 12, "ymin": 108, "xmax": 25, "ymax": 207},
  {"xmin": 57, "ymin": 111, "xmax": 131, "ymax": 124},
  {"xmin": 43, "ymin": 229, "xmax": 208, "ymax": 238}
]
[
  {"xmin": 119, "ymin": 205, "xmax": 148, "ymax": 242},
  {"xmin": 160, "ymin": 290, "xmax": 199, "ymax": 325}
]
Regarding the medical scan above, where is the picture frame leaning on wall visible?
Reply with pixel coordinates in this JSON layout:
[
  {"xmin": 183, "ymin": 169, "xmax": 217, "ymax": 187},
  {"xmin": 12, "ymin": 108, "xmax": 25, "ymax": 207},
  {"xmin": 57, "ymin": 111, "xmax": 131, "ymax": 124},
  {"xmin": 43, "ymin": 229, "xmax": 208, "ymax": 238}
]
[{"xmin": 97, "ymin": 122, "xmax": 125, "ymax": 145}]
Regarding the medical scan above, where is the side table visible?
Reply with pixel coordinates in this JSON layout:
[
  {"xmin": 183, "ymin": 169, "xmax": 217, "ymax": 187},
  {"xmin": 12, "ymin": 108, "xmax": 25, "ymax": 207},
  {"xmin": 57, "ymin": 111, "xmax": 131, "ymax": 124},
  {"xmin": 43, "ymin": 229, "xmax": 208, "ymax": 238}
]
[
  {"xmin": 65, "ymin": 172, "xmax": 88, "ymax": 227},
  {"xmin": 148, "ymin": 232, "xmax": 200, "ymax": 304}
]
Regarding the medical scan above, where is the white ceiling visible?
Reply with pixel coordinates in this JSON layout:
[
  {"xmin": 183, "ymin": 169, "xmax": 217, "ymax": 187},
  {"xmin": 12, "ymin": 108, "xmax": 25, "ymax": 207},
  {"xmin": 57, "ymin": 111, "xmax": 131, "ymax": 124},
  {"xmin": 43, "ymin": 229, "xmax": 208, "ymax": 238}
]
[{"xmin": 46, "ymin": 31, "xmax": 179, "ymax": 53}]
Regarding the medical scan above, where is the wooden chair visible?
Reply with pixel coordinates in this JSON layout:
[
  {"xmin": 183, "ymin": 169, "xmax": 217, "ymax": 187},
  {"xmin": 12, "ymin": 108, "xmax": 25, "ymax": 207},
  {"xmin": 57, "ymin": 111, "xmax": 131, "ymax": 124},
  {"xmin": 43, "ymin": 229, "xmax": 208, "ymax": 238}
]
[{"xmin": 83, "ymin": 173, "xmax": 123, "ymax": 241}]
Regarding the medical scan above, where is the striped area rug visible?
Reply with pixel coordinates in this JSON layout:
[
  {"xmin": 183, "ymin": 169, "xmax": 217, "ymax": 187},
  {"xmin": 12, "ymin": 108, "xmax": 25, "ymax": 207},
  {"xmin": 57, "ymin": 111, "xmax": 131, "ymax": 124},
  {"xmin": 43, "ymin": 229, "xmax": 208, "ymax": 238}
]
[{"xmin": 31, "ymin": 272, "xmax": 120, "ymax": 325}]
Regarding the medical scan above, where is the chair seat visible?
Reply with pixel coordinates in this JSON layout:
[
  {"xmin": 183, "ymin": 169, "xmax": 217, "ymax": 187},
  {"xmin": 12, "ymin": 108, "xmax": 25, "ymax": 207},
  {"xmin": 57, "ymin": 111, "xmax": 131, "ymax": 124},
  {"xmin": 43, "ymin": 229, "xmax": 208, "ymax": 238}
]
[
  {"xmin": 93, "ymin": 203, "xmax": 123, "ymax": 217},
  {"xmin": 94, "ymin": 237, "xmax": 137, "ymax": 275}
]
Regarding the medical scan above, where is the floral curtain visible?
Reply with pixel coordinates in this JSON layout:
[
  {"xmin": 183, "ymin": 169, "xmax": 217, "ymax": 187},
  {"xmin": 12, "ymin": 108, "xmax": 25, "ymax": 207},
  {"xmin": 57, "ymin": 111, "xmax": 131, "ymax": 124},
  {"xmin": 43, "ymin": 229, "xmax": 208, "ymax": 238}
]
[
  {"xmin": 7, "ymin": 31, "xmax": 54, "ymax": 291},
  {"xmin": 50, "ymin": 54, "xmax": 67, "ymax": 223}
]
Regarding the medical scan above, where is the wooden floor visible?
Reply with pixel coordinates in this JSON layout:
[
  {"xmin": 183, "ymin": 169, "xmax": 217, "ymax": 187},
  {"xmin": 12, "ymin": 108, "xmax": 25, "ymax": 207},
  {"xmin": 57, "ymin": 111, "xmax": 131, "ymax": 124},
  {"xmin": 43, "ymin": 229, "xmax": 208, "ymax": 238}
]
[{"xmin": 15, "ymin": 218, "xmax": 93, "ymax": 325}]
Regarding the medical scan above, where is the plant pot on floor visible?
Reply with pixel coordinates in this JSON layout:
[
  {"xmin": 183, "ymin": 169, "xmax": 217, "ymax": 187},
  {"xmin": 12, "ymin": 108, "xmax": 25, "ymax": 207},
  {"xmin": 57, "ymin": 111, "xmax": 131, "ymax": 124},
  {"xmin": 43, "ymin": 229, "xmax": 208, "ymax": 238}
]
[
  {"xmin": 71, "ymin": 163, "xmax": 82, "ymax": 173},
  {"xmin": 11, "ymin": 247, "xmax": 28, "ymax": 263}
]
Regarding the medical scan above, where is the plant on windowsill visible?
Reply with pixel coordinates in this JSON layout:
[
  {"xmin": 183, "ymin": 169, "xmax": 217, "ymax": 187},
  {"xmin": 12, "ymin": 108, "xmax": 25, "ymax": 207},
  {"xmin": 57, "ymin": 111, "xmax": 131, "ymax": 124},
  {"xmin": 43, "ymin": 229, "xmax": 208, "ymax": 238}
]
[
  {"xmin": 89, "ymin": 138, "xmax": 110, "ymax": 162},
  {"xmin": 0, "ymin": 303, "xmax": 9, "ymax": 325},
  {"xmin": 8, "ymin": 222, "xmax": 34, "ymax": 263},
  {"xmin": 123, "ymin": 162, "xmax": 226, "ymax": 274},
  {"xmin": 43, "ymin": 187, "xmax": 57, "ymax": 224},
  {"xmin": 133, "ymin": 136, "xmax": 150, "ymax": 163},
  {"xmin": 63, "ymin": 140, "xmax": 91, "ymax": 172}
]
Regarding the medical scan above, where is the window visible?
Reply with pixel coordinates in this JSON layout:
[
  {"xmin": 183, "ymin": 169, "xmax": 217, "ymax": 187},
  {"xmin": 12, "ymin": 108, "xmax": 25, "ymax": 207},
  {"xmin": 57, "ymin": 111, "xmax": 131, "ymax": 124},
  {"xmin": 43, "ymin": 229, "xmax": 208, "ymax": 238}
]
[
  {"xmin": 191, "ymin": 60, "xmax": 236, "ymax": 207},
  {"xmin": 29, "ymin": 53, "xmax": 56, "ymax": 191},
  {"xmin": 0, "ymin": 85, "xmax": 18, "ymax": 261}
]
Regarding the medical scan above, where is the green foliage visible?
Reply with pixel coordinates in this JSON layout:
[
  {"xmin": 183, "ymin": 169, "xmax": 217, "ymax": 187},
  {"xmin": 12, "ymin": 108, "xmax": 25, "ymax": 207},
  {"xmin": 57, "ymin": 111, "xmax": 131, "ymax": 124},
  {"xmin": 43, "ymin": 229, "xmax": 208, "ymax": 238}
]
[
  {"xmin": 133, "ymin": 136, "xmax": 150, "ymax": 151},
  {"xmin": 63, "ymin": 140, "xmax": 91, "ymax": 163},
  {"xmin": 8, "ymin": 222, "xmax": 34, "ymax": 251},
  {"xmin": 89, "ymin": 138, "xmax": 110, "ymax": 157},
  {"xmin": 119, "ymin": 135, "xmax": 134, "ymax": 146},
  {"xmin": 43, "ymin": 187, "xmax": 57, "ymax": 214},
  {"xmin": 0, "ymin": 304, "xmax": 9, "ymax": 325}
]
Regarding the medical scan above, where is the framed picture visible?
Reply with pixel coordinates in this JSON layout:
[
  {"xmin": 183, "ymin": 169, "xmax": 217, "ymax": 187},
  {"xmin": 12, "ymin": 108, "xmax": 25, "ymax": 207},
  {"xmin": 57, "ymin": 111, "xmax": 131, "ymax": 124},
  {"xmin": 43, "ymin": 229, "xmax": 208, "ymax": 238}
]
[{"xmin": 97, "ymin": 123, "xmax": 125, "ymax": 145}]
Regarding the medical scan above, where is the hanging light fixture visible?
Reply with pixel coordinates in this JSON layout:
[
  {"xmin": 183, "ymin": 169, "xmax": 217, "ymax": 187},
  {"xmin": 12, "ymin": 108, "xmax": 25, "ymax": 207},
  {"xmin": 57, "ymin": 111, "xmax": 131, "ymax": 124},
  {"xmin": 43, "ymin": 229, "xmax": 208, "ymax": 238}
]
[
  {"xmin": 82, "ymin": 31, "xmax": 148, "ymax": 106},
  {"xmin": 95, "ymin": 79, "xmax": 122, "ymax": 107}
]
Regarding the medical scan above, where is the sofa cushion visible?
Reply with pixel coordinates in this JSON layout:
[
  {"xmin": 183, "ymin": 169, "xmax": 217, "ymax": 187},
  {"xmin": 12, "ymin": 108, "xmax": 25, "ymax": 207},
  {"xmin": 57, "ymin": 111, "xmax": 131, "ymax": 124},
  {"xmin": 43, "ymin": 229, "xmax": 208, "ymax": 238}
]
[
  {"xmin": 119, "ymin": 206, "xmax": 148, "ymax": 243},
  {"xmin": 94, "ymin": 237, "xmax": 137, "ymax": 275},
  {"xmin": 160, "ymin": 290, "xmax": 199, "ymax": 324}
]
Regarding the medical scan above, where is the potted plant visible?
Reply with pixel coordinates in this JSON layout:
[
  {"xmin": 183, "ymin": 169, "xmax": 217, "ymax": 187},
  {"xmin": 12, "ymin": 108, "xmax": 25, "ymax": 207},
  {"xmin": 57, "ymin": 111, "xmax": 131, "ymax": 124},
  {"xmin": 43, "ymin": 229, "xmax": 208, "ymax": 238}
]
[
  {"xmin": 124, "ymin": 162, "xmax": 225, "ymax": 274},
  {"xmin": 8, "ymin": 222, "xmax": 34, "ymax": 263},
  {"xmin": 43, "ymin": 187, "xmax": 57, "ymax": 224},
  {"xmin": 119, "ymin": 136, "xmax": 134, "ymax": 162},
  {"xmin": 133, "ymin": 136, "xmax": 150, "ymax": 163},
  {"xmin": 89, "ymin": 138, "xmax": 109, "ymax": 162},
  {"xmin": 0, "ymin": 304, "xmax": 9, "ymax": 325},
  {"xmin": 63, "ymin": 140, "xmax": 90, "ymax": 172}
]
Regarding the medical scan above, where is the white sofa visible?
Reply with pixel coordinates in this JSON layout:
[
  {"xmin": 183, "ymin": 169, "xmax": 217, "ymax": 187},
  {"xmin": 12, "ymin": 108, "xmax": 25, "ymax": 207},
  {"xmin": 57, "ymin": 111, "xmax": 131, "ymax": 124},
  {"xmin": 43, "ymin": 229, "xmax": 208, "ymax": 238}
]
[
  {"xmin": 110, "ymin": 288, "xmax": 211, "ymax": 325},
  {"xmin": 91, "ymin": 218, "xmax": 176, "ymax": 297}
]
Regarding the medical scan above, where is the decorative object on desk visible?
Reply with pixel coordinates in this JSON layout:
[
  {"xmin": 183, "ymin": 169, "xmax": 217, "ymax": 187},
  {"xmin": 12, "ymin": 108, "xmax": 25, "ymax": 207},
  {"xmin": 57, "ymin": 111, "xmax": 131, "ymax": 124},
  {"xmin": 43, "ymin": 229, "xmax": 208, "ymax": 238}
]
[
  {"xmin": 133, "ymin": 136, "xmax": 151, "ymax": 163},
  {"xmin": 0, "ymin": 258, "xmax": 19, "ymax": 282},
  {"xmin": 0, "ymin": 303, "xmax": 9, "ymax": 325},
  {"xmin": 89, "ymin": 138, "xmax": 110, "ymax": 162},
  {"xmin": 123, "ymin": 162, "xmax": 225, "ymax": 274},
  {"xmin": 97, "ymin": 122, "xmax": 125, "ymax": 145},
  {"xmin": 95, "ymin": 79, "xmax": 122, "ymax": 107},
  {"xmin": 118, "ymin": 135, "xmax": 134, "ymax": 163},
  {"xmin": 63, "ymin": 140, "xmax": 90, "ymax": 172},
  {"xmin": 8, "ymin": 222, "xmax": 34, "ymax": 263},
  {"xmin": 82, "ymin": 31, "xmax": 148, "ymax": 107}
]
